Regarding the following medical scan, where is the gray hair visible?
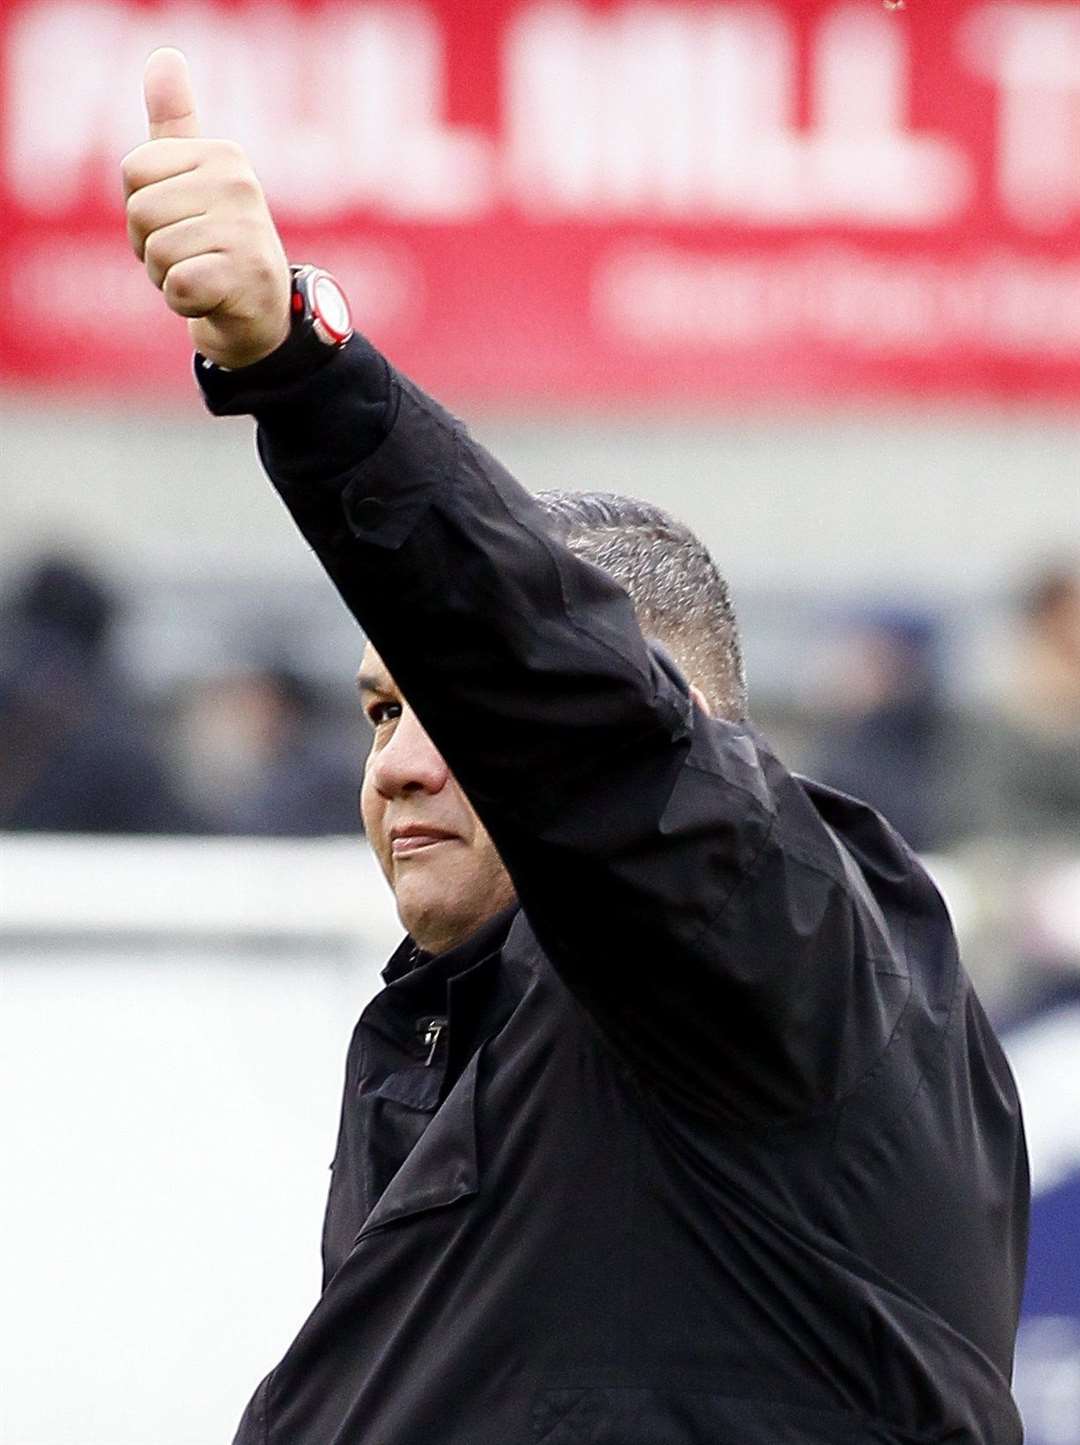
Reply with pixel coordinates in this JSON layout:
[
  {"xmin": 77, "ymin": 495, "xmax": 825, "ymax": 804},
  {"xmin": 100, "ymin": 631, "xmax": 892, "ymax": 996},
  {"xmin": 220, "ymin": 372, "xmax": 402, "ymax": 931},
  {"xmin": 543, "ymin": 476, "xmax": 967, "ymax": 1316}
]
[{"xmin": 534, "ymin": 490, "xmax": 748, "ymax": 722}]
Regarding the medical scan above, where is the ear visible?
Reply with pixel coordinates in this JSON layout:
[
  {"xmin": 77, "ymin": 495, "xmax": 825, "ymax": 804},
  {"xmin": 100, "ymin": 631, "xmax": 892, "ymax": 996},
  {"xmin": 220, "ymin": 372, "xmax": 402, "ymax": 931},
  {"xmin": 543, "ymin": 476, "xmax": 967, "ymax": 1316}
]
[{"xmin": 689, "ymin": 683, "xmax": 713, "ymax": 717}]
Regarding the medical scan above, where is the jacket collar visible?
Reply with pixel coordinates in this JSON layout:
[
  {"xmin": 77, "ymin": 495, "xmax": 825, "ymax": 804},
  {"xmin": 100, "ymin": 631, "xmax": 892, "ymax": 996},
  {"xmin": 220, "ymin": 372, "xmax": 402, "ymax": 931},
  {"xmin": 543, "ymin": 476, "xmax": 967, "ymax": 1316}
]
[{"xmin": 381, "ymin": 904, "xmax": 519, "ymax": 987}]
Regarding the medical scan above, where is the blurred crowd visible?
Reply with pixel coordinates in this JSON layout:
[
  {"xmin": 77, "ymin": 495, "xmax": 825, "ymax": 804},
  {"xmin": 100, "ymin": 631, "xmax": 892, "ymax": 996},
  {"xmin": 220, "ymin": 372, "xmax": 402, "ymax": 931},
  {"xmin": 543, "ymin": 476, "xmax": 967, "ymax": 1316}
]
[
  {"xmin": 4, "ymin": 545, "xmax": 1080, "ymax": 852},
  {"xmin": 0, "ymin": 552, "xmax": 360, "ymax": 838},
  {"xmin": 803, "ymin": 566, "xmax": 1080, "ymax": 853}
]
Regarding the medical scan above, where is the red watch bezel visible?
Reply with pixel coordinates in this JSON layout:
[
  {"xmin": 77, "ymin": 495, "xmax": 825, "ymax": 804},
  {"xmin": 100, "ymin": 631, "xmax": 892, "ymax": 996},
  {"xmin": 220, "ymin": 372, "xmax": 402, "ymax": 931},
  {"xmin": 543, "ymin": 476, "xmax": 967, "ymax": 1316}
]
[{"xmin": 291, "ymin": 265, "xmax": 353, "ymax": 348}]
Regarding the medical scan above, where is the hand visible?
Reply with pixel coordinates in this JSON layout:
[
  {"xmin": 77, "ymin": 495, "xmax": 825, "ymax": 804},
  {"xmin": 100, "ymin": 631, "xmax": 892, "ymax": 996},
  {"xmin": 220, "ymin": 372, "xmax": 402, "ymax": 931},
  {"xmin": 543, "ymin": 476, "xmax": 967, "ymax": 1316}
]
[{"xmin": 122, "ymin": 48, "xmax": 291, "ymax": 369}]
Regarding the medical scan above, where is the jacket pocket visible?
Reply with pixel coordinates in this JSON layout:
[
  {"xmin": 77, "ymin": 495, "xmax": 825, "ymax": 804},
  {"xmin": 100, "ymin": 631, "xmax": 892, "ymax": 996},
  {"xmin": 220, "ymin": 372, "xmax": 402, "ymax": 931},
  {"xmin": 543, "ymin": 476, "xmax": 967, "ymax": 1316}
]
[{"xmin": 353, "ymin": 1047, "xmax": 481, "ymax": 1239}]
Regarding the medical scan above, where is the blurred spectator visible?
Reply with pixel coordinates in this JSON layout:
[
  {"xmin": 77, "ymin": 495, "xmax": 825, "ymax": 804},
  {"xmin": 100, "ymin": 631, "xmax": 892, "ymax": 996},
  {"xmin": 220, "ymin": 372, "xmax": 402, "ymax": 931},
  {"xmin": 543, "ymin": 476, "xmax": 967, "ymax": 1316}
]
[
  {"xmin": 806, "ymin": 609, "xmax": 959, "ymax": 851},
  {"xmin": 170, "ymin": 666, "xmax": 362, "ymax": 836},
  {"xmin": 1011, "ymin": 565, "xmax": 1080, "ymax": 731},
  {"xmin": 0, "ymin": 553, "xmax": 198, "ymax": 833},
  {"xmin": 997, "ymin": 562, "xmax": 1080, "ymax": 836}
]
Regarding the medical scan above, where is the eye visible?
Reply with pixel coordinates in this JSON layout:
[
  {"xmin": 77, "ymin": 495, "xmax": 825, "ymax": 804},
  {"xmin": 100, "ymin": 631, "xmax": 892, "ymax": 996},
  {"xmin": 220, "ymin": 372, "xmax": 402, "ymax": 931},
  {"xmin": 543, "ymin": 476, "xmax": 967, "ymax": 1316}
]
[{"xmin": 366, "ymin": 700, "xmax": 402, "ymax": 728}]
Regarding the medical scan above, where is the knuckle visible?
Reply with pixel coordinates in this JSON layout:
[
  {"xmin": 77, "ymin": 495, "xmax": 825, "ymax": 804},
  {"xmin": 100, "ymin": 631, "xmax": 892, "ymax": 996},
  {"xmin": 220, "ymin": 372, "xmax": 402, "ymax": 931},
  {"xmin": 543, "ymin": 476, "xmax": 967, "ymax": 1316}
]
[
  {"xmin": 207, "ymin": 138, "xmax": 247, "ymax": 179},
  {"xmin": 126, "ymin": 219, "xmax": 149, "ymax": 261},
  {"xmin": 165, "ymin": 264, "xmax": 194, "ymax": 307},
  {"xmin": 126, "ymin": 189, "xmax": 154, "ymax": 234},
  {"xmin": 226, "ymin": 170, "xmax": 260, "ymax": 205},
  {"xmin": 237, "ymin": 209, "xmax": 271, "ymax": 246},
  {"xmin": 143, "ymin": 231, "xmax": 172, "ymax": 279},
  {"xmin": 120, "ymin": 141, "xmax": 149, "ymax": 186},
  {"xmin": 142, "ymin": 227, "xmax": 164, "ymax": 264},
  {"xmin": 234, "ymin": 216, "xmax": 270, "ymax": 260},
  {"xmin": 166, "ymin": 257, "xmax": 219, "ymax": 317},
  {"xmin": 249, "ymin": 253, "xmax": 279, "ymax": 291},
  {"xmin": 216, "ymin": 137, "xmax": 245, "ymax": 163}
]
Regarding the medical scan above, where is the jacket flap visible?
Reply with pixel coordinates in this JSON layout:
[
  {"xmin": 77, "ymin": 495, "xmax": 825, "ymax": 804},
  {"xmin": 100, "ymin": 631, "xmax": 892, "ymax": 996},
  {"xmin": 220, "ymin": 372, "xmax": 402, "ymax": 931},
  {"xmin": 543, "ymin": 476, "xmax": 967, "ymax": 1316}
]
[{"xmin": 355, "ymin": 1047, "xmax": 482, "ymax": 1238}]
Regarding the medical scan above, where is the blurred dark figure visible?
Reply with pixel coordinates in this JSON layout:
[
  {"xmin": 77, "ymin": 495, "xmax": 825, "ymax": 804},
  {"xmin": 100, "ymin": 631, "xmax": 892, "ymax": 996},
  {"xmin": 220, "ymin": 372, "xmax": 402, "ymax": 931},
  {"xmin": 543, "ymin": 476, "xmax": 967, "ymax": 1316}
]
[
  {"xmin": 808, "ymin": 610, "xmax": 955, "ymax": 852},
  {"xmin": 171, "ymin": 665, "xmax": 361, "ymax": 836},
  {"xmin": 0, "ymin": 553, "xmax": 196, "ymax": 833},
  {"xmin": 1013, "ymin": 565, "xmax": 1080, "ymax": 730},
  {"xmin": 994, "ymin": 562, "xmax": 1080, "ymax": 837}
]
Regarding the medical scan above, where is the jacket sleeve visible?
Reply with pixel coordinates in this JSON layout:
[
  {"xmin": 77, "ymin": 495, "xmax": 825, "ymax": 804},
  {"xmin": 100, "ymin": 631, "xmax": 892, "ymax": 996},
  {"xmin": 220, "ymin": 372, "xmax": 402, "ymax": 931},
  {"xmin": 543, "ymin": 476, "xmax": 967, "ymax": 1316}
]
[{"xmin": 206, "ymin": 336, "xmax": 918, "ymax": 1124}]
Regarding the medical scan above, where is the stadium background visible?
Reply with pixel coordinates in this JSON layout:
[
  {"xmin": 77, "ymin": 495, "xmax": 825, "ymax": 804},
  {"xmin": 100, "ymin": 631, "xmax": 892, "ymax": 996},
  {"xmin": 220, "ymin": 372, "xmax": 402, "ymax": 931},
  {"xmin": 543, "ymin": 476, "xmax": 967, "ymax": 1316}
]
[{"xmin": 2, "ymin": 1, "xmax": 1080, "ymax": 1441}]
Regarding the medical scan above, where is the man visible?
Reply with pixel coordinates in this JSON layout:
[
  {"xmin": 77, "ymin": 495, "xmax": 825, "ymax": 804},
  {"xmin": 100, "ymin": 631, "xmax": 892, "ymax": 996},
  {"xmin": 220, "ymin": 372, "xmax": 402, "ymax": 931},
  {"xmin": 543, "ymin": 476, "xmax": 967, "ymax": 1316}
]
[{"xmin": 124, "ymin": 49, "xmax": 1029, "ymax": 1444}]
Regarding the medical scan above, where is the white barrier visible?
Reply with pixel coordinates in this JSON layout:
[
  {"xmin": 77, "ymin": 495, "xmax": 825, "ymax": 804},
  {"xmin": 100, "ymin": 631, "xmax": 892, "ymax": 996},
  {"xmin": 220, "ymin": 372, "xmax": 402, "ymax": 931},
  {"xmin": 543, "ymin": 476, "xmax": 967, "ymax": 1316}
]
[
  {"xmin": 4, "ymin": 836, "xmax": 1080, "ymax": 1445},
  {"xmin": 0, "ymin": 834, "xmax": 400, "ymax": 944},
  {"xmin": 1, "ymin": 836, "xmax": 401, "ymax": 1445}
]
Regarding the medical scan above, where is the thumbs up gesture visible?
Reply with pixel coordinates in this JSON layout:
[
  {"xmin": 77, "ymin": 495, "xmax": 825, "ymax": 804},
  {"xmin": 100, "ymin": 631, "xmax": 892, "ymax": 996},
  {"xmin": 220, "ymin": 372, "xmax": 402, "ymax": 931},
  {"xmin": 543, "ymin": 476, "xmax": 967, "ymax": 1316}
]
[{"xmin": 122, "ymin": 49, "xmax": 291, "ymax": 369}]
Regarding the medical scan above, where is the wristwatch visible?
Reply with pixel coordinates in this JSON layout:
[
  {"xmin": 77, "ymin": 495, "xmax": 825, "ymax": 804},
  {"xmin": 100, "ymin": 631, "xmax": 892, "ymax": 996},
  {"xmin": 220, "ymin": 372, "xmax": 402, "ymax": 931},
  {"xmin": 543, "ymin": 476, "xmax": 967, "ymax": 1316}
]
[
  {"xmin": 196, "ymin": 262, "xmax": 354, "ymax": 401},
  {"xmin": 289, "ymin": 263, "xmax": 354, "ymax": 351}
]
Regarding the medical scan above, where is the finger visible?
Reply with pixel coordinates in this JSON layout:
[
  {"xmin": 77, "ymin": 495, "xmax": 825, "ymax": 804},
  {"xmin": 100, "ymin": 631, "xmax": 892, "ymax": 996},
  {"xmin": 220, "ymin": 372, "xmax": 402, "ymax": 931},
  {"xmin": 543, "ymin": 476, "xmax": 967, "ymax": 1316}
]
[
  {"xmin": 142, "ymin": 213, "xmax": 215, "ymax": 290},
  {"xmin": 144, "ymin": 47, "xmax": 200, "ymax": 141},
  {"xmin": 162, "ymin": 252, "xmax": 229, "ymax": 319},
  {"xmin": 122, "ymin": 138, "xmax": 203, "ymax": 202},
  {"xmin": 126, "ymin": 168, "xmax": 207, "ymax": 259}
]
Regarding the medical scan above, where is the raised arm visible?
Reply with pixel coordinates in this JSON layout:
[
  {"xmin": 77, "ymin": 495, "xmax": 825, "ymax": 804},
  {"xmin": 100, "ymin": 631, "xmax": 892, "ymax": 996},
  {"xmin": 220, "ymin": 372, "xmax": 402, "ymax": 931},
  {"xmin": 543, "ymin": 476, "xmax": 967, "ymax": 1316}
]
[
  {"xmin": 249, "ymin": 346, "xmax": 919, "ymax": 1123},
  {"xmin": 125, "ymin": 52, "xmax": 926, "ymax": 1124}
]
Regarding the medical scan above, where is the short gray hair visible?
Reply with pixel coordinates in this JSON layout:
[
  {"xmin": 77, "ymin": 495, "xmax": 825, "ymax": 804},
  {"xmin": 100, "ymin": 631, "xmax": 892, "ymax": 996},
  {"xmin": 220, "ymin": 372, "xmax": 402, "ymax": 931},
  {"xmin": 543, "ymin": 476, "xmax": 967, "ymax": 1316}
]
[{"xmin": 535, "ymin": 490, "xmax": 748, "ymax": 722}]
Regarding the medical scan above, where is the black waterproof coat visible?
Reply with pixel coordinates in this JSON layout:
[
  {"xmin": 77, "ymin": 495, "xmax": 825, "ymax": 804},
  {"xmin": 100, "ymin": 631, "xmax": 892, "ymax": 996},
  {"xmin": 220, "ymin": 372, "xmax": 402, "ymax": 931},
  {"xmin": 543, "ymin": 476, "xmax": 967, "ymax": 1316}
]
[{"xmin": 202, "ymin": 337, "xmax": 1029, "ymax": 1445}]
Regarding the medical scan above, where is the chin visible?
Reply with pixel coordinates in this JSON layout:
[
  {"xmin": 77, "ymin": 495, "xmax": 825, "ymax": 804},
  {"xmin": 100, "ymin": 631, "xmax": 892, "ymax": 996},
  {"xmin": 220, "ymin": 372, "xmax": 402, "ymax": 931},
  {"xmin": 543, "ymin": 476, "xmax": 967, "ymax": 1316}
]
[
  {"xmin": 396, "ymin": 888, "xmax": 467, "ymax": 956},
  {"xmin": 391, "ymin": 858, "xmax": 516, "ymax": 955},
  {"xmin": 406, "ymin": 918, "xmax": 471, "ymax": 957}
]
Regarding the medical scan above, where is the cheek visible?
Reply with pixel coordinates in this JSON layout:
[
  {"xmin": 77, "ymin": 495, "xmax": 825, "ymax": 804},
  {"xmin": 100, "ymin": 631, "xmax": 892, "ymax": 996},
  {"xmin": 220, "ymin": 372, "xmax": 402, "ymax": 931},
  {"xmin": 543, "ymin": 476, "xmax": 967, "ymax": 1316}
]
[
  {"xmin": 360, "ymin": 766, "xmax": 385, "ymax": 848},
  {"xmin": 468, "ymin": 826, "xmax": 515, "ymax": 900}
]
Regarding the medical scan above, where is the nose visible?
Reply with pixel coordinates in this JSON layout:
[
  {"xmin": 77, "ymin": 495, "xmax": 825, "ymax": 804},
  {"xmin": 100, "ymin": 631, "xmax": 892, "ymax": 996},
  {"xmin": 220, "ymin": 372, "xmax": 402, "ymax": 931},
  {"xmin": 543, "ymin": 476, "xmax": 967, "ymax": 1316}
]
[{"xmin": 369, "ymin": 704, "xmax": 451, "ymax": 799}]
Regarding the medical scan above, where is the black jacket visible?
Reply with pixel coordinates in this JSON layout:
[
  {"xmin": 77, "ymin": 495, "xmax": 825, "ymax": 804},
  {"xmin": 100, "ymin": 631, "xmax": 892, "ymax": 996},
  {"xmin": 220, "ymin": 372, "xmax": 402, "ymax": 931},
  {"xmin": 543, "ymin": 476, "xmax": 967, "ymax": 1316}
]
[{"xmin": 203, "ymin": 338, "xmax": 1029, "ymax": 1445}]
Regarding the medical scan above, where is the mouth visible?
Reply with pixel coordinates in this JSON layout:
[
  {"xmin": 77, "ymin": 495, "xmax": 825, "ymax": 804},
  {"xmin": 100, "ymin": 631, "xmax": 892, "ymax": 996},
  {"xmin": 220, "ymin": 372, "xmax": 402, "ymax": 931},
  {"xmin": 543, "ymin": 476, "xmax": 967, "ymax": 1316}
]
[{"xmin": 390, "ymin": 826, "xmax": 460, "ymax": 857}]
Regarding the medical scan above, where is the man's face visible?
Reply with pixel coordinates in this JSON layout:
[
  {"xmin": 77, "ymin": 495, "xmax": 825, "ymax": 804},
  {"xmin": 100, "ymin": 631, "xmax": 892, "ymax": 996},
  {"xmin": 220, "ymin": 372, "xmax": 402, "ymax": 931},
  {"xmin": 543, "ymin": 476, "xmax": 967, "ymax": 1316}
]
[{"xmin": 358, "ymin": 645, "xmax": 517, "ymax": 956}]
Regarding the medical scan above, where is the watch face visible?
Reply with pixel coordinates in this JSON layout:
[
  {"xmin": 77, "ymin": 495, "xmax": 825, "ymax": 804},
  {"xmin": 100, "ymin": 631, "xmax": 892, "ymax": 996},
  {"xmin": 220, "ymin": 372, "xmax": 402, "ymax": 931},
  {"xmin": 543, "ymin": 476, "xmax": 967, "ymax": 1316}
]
[{"xmin": 310, "ymin": 272, "xmax": 353, "ymax": 345}]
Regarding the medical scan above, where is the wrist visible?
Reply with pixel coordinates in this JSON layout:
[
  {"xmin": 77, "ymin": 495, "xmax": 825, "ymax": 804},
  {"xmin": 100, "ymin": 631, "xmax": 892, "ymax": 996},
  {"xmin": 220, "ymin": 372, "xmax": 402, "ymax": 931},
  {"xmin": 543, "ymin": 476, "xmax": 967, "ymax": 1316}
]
[
  {"xmin": 208, "ymin": 316, "xmax": 290, "ymax": 371},
  {"xmin": 196, "ymin": 263, "xmax": 353, "ymax": 389}
]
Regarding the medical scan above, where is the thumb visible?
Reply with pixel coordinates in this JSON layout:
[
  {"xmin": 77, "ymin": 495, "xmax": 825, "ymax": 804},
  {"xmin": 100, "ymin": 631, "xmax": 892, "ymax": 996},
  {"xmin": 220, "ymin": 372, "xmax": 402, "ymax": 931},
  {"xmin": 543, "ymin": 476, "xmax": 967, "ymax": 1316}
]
[{"xmin": 144, "ymin": 47, "xmax": 200, "ymax": 140}]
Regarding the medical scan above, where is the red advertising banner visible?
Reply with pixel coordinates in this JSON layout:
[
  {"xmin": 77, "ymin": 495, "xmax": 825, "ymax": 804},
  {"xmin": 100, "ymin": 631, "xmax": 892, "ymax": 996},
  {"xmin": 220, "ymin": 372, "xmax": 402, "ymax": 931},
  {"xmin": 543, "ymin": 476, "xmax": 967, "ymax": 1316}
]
[{"xmin": 4, "ymin": 0, "xmax": 1080, "ymax": 404}]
